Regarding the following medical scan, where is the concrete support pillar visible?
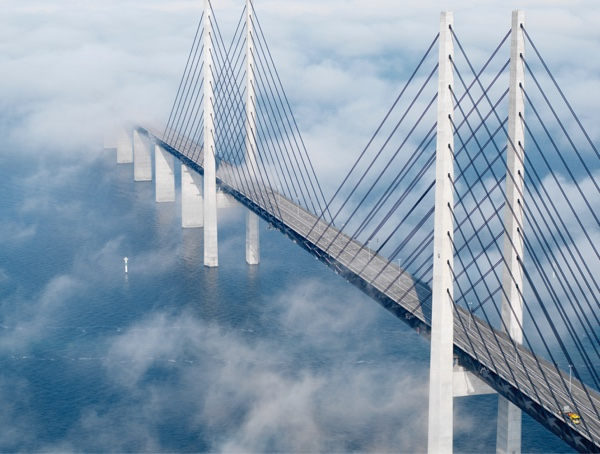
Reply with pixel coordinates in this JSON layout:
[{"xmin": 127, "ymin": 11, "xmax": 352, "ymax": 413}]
[
  {"xmin": 203, "ymin": 0, "xmax": 218, "ymax": 267},
  {"xmin": 497, "ymin": 10, "xmax": 525, "ymax": 454},
  {"xmin": 133, "ymin": 130, "xmax": 152, "ymax": 181},
  {"xmin": 245, "ymin": 0, "xmax": 260, "ymax": 265},
  {"xmin": 155, "ymin": 144, "xmax": 175, "ymax": 202},
  {"xmin": 117, "ymin": 126, "xmax": 133, "ymax": 163},
  {"xmin": 428, "ymin": 11, "xmax": 455, "ymax": 454},
  {"xmin": 182, "ymin": 164, "xmax": 203, "ymax": 228},
  {"xmin": 246, "ymin": 211, "xmax": 260, "ymax": 263}
]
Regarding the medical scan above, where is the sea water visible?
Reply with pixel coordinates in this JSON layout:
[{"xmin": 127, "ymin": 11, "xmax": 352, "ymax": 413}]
[{"xmin": 0, "ymin": 147, "xmax": 572, "ymax": 452}]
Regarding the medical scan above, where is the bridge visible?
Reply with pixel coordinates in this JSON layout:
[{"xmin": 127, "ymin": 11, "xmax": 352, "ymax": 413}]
[{"xmin": 112, "ymin": 1, "xmax": 600, "ymax": 453}]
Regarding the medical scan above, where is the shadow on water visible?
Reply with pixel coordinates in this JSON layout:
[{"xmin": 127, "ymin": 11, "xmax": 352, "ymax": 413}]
[
  {"xmin": 155, "ymin": 201, "xmax": 177, "ymax": 239},
  {"xmin": 181, "ymin": 227, "xmax": 202, "ymax": 270}
]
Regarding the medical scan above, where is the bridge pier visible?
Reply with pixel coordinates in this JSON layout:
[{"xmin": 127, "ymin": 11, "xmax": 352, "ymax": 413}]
[
  {"xmin": 117, "ymin": 126, "xmax": 133, "ymax": 164},
  {"xmin": 428, "ymin": 11, "xmax": 455, "ymax": 454},
  {"xmin": 246, "ymin": 212, "xmax": 260, "ymax": 264},
  {"xmin": 497, "ymin": 10, "xmax": 525, "ymax": 454},
  {"xmin": 497, "ymin": 398, "xmax": 522, "ymax": 454},
  {"xmin": 181, "ymin": 164, "xmax": 203, "ymax": 228},
  {"xmin": 155, "ymin": 144, "xmax": 175, "ymax": 202},
  {"xmin": 133, "ymin": 130, "xmax": 152, "ymax": 181}
]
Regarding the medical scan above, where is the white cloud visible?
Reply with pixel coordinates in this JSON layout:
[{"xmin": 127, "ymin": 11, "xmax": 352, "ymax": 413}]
[
  {"xmin": 0, "ymin": 274, "xmax": 82, "ymax": 351},
  {"xmin": 1, "ymin": 0, "xmax": 597, "ymax": 162},
  {"xmin": 95, "ymin": 286, "xmax": 433, "ymax": 453}
]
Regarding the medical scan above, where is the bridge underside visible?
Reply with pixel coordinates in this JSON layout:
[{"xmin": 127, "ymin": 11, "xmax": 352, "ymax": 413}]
[{"xmin": 137, "ymin": 125, "xmax": 599, "ymax": 453}]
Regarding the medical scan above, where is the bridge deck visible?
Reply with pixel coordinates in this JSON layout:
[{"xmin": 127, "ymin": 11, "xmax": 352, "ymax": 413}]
[{"xmin": 140, "ymin": 123, "xmax": 599, "ymax": 452}]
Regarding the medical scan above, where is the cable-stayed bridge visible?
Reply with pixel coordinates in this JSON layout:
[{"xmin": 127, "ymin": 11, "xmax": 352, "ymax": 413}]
[{"xmin": 113, "ymin": 1, "xmax": 599, "ymax": 452}]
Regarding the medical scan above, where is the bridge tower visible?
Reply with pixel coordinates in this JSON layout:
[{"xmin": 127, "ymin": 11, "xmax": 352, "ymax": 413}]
[
  {"xmin": 245, "ymin": 0, "xmax": 260, "ymax": 265},
  {"xmin": 497, "ymin": 10, "xmax": 525, "ymax": 454},
  {"xmin": 203, "ymin": 0, "xmax": 218, "ymax": 267},
  {"xmin": 427, "ymin": 10, "xmax": 527, "ymax": 454},
  {"xmin": 428, "ymin": 11, "xmax": 455, "ymax": 454}
]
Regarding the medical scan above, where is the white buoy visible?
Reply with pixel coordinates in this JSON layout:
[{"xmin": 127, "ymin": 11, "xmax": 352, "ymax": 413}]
[{"xmin": 124, "ymin": 257, "xmax": 128, "ymax": 274}]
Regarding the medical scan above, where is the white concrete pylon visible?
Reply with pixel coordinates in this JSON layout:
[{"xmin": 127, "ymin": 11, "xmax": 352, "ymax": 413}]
[
  {"xmin": 133, "ymin": 130, "xmax": 152, "ymax": 181},
  {"xmin": 117, "ymin": 126, "xmax": 133, "ymax": 163},
  {"xmin": 245, "ymin": 0, "xmax": 260, "ymax": 265},
  {"xmin": 497, "ymin": 10, "xmax": 525, "ymax": 454},
  {"xmin": 428, "ymin": 11, "xmax": 455, "ymax": 454},
  {"xmin": 182, "ymin": 164, "xmax": 203, "ymax": 228},
  {"xmin": 203, "ymin": 0, "xmax": 218, "ymax": 267},
  {"xmin": 155, "ymin": 144, "xmax": 175, "ymax": 202}
]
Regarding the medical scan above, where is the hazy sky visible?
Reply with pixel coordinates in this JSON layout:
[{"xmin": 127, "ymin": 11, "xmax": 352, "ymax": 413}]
[{"xmin": 1, "ymin": 0, "xmax": 598, "ymax": 163}]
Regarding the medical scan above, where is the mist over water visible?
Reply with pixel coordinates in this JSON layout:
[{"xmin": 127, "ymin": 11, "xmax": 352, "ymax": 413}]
[{"xmin": 0, "ymin": 146, "xmax": 575, "ymax": 452}]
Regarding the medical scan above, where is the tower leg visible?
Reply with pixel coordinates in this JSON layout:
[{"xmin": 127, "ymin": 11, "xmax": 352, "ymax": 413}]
[
  {"xmin": 497, "ymin": 11, "xmax": 525, "ymax": 454},
  {"xmin": 246, "ymin": 212, "xmax": 260, "ymax": 264},
  {"xmin": 428, "ymin": 11, "xmax": 455, "ymax": 454},
  {"xmin": 133, "ymin": 130, "xmax": 152, "ymax": 181},
  {"xmin": 497, "ymin": 397, "xmax": 522, "ymax": 454},
  {"xmin": 155, "ymin": 145, "xmax": 175, "ymax": 202},
  {"xmin": 181, "ymin": 164, "xmax": 203, "ymax": 228}
]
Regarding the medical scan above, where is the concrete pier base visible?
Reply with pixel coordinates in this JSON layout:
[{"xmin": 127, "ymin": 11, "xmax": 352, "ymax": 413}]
[
  {"xmin": 155, "ymin": 145, "xmax": 175, "ymax": 202},
  {"xmin": 133, "ymin": 130, "xmax": 152, "ymax": 181},
  {"xmin": 246, "ymin": 212, "xmax": 260, "ymax": 265},
  {"xmin": 181, "ymin": 164, "xmax": 203, "ymax": 228},
  {"xmin": 117, "ymin": 127, "xmax": 133, "ymax": 163}
]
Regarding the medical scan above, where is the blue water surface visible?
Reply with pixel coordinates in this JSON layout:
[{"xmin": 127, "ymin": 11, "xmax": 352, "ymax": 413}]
[{"xmin": 0, "ymin": 147, "xmax": 572, "ymax": 452}]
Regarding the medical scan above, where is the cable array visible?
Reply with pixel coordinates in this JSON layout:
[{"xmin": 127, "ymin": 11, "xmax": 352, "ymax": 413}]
[
  {"xmin": 316, "ymin": 21, "xmax": 598, "ymax": 433},
  {"xmin": 447, "ymin": 26, "xmax": 599, "ymax": 430},
  {"xmin": 164, "ymin": 12, "xmax": 205, "ymax": 158},
  {"xmin": 163, "ymin": 1, "xmax": 330, "ymax": 221},
  {"xmin": 213, "ymin": 2, "xmax": 330, "ymax": 221}
]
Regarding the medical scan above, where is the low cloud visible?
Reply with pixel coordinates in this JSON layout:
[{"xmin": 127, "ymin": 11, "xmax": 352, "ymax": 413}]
[
  {"xmin": 0, "ymin": 273, "xmax": 431, "ymax": 452},
  {"xmin": 0, "ymin": 274, "xmax": 82, "ymax": 351},
  {"xmin": 93, "ymin": 294, "xmax": 432, "ymax": 453}
]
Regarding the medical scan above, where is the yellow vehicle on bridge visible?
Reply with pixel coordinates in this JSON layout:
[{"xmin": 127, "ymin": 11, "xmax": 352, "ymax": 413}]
[
  {"xmin": 567, "ymin": 411, "xmax": 581, "ymax": 425},
  {"xmin": 562, "ymin": 406, "xmax": 581, "ymax": 425}
]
